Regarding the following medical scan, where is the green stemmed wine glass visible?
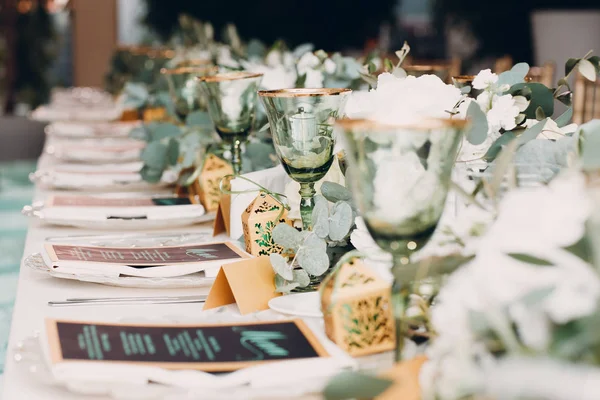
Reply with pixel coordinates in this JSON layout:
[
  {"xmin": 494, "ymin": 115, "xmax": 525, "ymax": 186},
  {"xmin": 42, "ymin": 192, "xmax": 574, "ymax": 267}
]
[
  {"xmin": 197, "ymin": 72, "xmax": 263, "ymax": 175},
  {"xmin": 338, "ymin": 117, "xmax": 468, "ymax": 359},
  {"xmin": 161, "ymin": 65, "xmax": 218, "ymax": 120},
  {"xmin": 259, "ymin": 88, "xmax": 351, "ymax": 230}
]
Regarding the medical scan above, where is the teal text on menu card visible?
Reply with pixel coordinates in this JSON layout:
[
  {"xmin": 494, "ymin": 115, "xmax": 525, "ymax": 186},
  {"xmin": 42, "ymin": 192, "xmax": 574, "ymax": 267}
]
[{"xmin": 54, "ymin": 320, "xmax": 324, "ymax": 370}]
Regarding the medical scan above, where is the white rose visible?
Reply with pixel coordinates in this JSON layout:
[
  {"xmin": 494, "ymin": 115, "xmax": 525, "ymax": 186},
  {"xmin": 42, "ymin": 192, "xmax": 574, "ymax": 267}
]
[
  {"xmin": 323, "ymin": 58, "xmax": 337, "ymax": 75},
  {"xmin": 296, "ymin": 52, "xmax": 320, "ymax": 75},
  {"xmin": 486, "ymin": 94, "xmax": 520, "ymax": 134},
  {"xmin": 304, "ymin": 69, "xmax": 325, "ymax": 88},
  {"xmin": 472, "ymin": 69, "xmax": 498, "ymax": 90}
]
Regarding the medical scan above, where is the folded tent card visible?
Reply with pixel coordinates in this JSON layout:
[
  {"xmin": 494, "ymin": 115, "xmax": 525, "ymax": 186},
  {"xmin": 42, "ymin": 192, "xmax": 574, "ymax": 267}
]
[{"xmin": 41, "ymin": 241, "xmax": 250, "ymax": 278}]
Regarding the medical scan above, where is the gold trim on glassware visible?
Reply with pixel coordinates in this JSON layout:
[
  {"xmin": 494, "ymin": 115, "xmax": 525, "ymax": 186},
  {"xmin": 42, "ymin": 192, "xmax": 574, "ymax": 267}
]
[
  {"xmin": 452, "ymin": 75, "xmax": 476, "ymax": 83},
  {"xmin": 404, "ymin": 64, "xmax": 450, "ymax": 72},
  {"xmin": 117, "ymin": 45, "xmax": 175, "ymax": 58},
  {"xmin": 258, "ymin": 88, "xmax": 352, "ymax": 98},
  {"xmin": 336, "ymin": 117, "xmax": 470, "ymax": 131},
  {"xmin": 160, "ymin": 66, "xmax": 218, "ymax": 75},
  {"xmin": 197, "ymin": 72, "xmax": 263, "ymax": 82}
]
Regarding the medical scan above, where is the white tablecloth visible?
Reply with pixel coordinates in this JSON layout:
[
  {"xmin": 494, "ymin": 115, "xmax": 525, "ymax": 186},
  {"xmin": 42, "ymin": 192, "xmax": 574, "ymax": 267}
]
[{"xmin": 1, "ymin": 154, "xmax": 393, "ymax": 400}]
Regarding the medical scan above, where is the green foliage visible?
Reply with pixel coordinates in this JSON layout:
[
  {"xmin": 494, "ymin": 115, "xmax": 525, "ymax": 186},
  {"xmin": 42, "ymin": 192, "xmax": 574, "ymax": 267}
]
[
  {"xmin": 320, "ymin": 181, "xmax": 352, "ymax": 203},
  {"xmin": 508, "ymin": 83, "xmax": 554, "ymax": 120},
  {"xmin": 497, "ymin": 62, "xmax": 529, "ymax": 87},
  {"xmin": 577, "ymin": 120, "xmax": 600, "ymax": 171},
  {"xmin": 323, "ymin": 371, "xmax": 393, "ymax": 400},
  {"xmin": 270, "ymin": 187, "xmax": 358, "ymax": 292},
  {"xmin": 465, "ymin": 101, "xmax": 489, "ymax": 145},
  {"xmin": 507, "ymin": 253, "xmax": 554, "ymax": 266}
]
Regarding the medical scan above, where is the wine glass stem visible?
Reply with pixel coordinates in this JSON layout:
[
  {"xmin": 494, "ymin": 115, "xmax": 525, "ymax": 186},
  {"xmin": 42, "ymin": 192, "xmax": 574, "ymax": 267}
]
[
  {"xmin": 391, "ymin": 253, "xmax": 412, "ymax": 362},
  {"xmin": 299, "ymin": 182, "xmax": 316, "ymax": 231},
  {"xmin": 231, "ymin": 139, "xmax": 242, "ymax": 175}
]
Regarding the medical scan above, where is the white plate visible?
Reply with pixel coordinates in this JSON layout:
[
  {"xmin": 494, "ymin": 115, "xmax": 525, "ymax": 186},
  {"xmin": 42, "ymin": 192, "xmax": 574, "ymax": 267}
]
[
  {"xmin": 25, "ymin": 232, "xmax": 220, "ymax": 288},
  {"xmin": 45, "ymin": 121, "xmax": 139, "ymax": 139},
  {"xmin": 268, "ymin": 292, "xmax": 323, "ymax": 318}
]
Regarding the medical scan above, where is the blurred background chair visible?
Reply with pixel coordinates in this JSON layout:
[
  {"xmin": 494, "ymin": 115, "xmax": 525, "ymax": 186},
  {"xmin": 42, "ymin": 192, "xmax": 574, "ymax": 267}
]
[{"xmin": 573, "ymin": 72, "xmax": 600, "ymax": 124}]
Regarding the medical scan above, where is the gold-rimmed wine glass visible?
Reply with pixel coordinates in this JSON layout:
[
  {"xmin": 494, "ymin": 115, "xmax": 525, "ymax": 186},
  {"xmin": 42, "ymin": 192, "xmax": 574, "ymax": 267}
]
[
  {"xmin": 197, "ymin": 72, "xmax": 264, "ymax": 175},
  {"xmin": 161, "ymin": 65, "xmax": 218, "ymax": 120},
  {"xmin": 338, "ymin": 117, "xmax": 468, "ymax": 359},
  {"xmin": 259, "ymin": 88, "xmax": 351, "ymax": 230}
]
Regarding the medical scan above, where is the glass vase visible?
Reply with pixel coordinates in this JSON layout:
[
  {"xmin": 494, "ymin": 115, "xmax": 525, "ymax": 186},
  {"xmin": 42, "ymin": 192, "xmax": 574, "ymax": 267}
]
[
  {"xmin": 259, "ymin": 88, "xmax": 351, "ymax": 230},
  {"xmin": 338, "ymin": 117, "xmax": 467, "ymax": 360},
  {"xmin": 198, "ymin": 72, "xmax": 263, "ymax": 175}
]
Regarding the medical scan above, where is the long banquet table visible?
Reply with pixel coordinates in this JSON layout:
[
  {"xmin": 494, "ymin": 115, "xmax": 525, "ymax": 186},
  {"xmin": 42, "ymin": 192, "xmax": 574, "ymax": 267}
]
[{"xmin": 1, "ymin": 153, "xmax": 393, "ymax": 400}]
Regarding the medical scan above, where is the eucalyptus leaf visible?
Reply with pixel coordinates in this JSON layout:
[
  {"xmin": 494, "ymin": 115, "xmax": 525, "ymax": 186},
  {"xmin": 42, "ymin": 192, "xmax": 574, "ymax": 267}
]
[
  {"xmin": 518, "ymin": 118, "xmax": 549, "ymax": 145},
  {"xmin": 275, "ymin": 275, "xmax": 299, "ymax": 293},
  {"xmin": 483, "ymin": 131, "xmax": 517, "ymax": 162},
  {"xmin": 129, "ymin": 126, "xmax": 148, "ymax": 141},
  {"xmin": 578, "ymin": 58, "xmax": 597, "ymax": 81},
  {"xmin": 293, "ymin": 43, "xmax": 314, "ymax": 58},
  {"xmin": 323, "ymin": 371, "xmax": 393, "ymax": 400},
  {"xmin": 139, "ymin": 165, "xmax": 163, "ymax": 183},
  {"xmin": 497, "ymin": 62, "xmax": 529, "ymax": 87},
  {"xmin": 555, "ymin": 108, "xmax": 573, "ymax": 128},
  {"xmin": 508, "ymin": 253, "xmax": 554, "ymax": 266},
  {"xmin": 293, "ymin": 269, "xmax": 310, "ymax": 288},
  {"xmin": 140, "ymin": 141, "xmax": 168, "ymax": 169},
  {"xmin": 321, "ymin": 181, "xmax": 352, "ymax": 203},
  {"xmin": 298, "ymin": 250, "xmax": 329, "ymax": 276},
  {"xmin": 557, "ymin": 92, "xmax": 573, "ymax": 107},
  {"xmin": 589, "ymin": 56, "xmax": 600, "ymax": 74},
  {"xmin": 272, "ymin": 223, "xmax": 303, "ymax": 250},
  {"xmin": 186, "ymin": 110, "xmax": 212, "ymax": 127},
  {"xmin": 166, "ymin": 138, "xmax": 179, "ymax": 165},
  {"xmin": 509, "ymin": 83, "xmax": 554, "ymax": 119},
  {"xmin": 565, "ymin": 58, "xmax": 580, "ymax": 76},
  {"xmin": 328, "ymin": 202, "xmax": 354, "ymax": 241},
  {"xmin": 312, "ymin": 197, "xmax": 330, "ymax": 239},
  {"xmin": 270, "ymin": 253, "xmax": 294, "ymax": 280},
  {"xmin": 383, "ymin": 58, "xmax": 394, "ymax": 72},
  {"xmin": 124, "ymin": 82, "xmax": 149, "ymax": 103},
  {"xmin": 535, "ymin": 106, "xmax": 546, "ymax": 120},
  {"xmin": 465, "ymin": 101, "xmax": 488, "ymax": 145},
  {"xmin": 148, "ymin": 123, "xmax": 182, "ymax": 141},
  {"xmin": 487, "ymin": 139, "xmax": 519, "ymax": 199},
  {"xmin": 154, "ymin": 91, "xmax": 175, "ymax": 116},
  {"xmin": 578, "ymin": 120, "xmax": 600, "ymax": 170}
]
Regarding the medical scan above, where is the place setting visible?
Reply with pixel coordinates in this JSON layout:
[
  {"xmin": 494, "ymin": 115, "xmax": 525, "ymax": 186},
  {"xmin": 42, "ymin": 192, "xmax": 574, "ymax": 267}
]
[{"xmin": 6, "ymin": 6, "xmax": 600, "ymax": 400}]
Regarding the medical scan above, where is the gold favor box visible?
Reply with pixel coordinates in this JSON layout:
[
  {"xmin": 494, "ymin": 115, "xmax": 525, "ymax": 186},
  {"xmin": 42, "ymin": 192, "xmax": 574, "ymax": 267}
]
[
  {"xmin": 176, "ymin": 154, "xmax": 233, "ymax": 212},
  {"xmin": 241, "ymin": 192, "xmax": 292, "ymax": 256},
  {"xmin": 320, "ymin": 259, "xmax": 396, "ymax": 357}
]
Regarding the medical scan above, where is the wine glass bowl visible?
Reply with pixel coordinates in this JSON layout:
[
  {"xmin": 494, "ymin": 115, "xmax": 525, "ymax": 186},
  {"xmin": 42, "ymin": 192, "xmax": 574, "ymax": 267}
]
[
  {"xmin": 160, "ymin": 65, "xmax": 218, "ymax": 120},
  {"xmin": 259, "ymin": 88, "xmax": 352, "ymax": 230},
  {"xmin": 197, "ymin": 72, "xmax": 264, "ymax": 174}
]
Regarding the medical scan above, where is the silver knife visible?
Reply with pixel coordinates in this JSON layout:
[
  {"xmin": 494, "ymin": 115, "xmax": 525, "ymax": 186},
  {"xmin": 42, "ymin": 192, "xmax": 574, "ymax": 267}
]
[{"xmin": 48, "ymin": 295, "xmax": 206, "ymax": 307}]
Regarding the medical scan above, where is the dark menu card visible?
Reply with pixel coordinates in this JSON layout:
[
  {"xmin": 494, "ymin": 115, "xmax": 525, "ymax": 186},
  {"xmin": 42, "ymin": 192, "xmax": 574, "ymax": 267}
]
[
  {"xmin": 44, "ymin": 242, "xmax": 248, "ymax": 266},
  {"xmin": 46, "ymin": 319, "xmax": 329, "ymax": 372}
]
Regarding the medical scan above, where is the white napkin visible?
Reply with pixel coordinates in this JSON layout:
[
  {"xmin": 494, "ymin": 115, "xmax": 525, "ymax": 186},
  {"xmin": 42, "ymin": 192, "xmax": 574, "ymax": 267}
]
[
  {"xmin": 33, "ymin": 163, "xmax": 177, "ymax": 191},
  {"xmin": 229, "ymin": 166, "xmax": 290, "ymax": 240},
  {"xmin": 47, "ymin": 141, "xmax": 144, "ymax": 163},
  {"xmin": 47, "ymin": 121, "xmax": 140, "ymax": 138},
  {"xmin": 31, "ymin": 105, "xmax": 123, "ymax": 122},
  {"xmin": 40, "ymin": 204, "xmax": 206, "ymax": 222}
]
